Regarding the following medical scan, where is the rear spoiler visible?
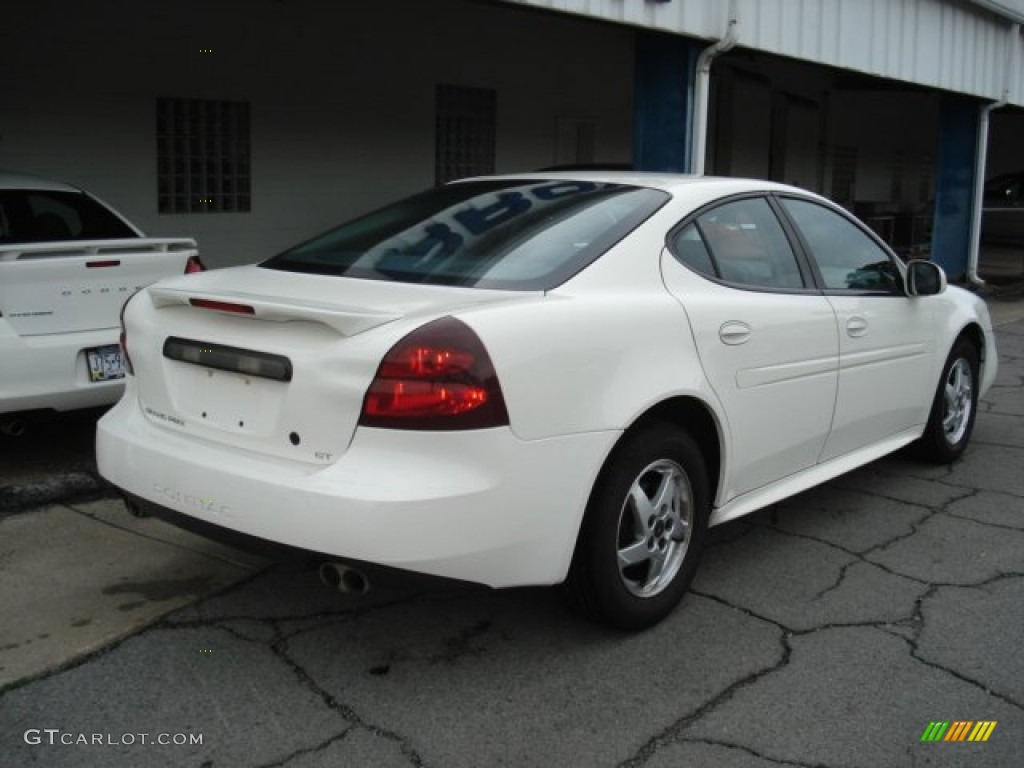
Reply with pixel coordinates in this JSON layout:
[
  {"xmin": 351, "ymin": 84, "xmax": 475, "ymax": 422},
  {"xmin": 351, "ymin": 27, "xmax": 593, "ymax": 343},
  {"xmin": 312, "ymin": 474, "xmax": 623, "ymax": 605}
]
[
  {"xmin": 0, "ymin": 237, "xmax": 198, "ymax": 262},
  {"xmin": 148, "ymin": 285, "xmax": 401, "ymax": 337}
]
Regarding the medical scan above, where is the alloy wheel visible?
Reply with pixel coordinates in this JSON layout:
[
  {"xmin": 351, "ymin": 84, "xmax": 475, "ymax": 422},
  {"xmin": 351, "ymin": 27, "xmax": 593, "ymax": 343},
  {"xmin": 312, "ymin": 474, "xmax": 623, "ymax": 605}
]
[
  {"xmin": 616, "ymin": 459, "xmax": 693, "ymax": 598},
  {"xmin": 942, "ymin": 357, "xmax": 974, "ymax": 446}
]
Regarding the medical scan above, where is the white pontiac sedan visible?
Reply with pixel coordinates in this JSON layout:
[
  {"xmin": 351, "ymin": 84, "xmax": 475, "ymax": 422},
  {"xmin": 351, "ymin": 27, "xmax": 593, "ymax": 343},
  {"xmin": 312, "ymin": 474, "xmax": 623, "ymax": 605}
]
[{"xmin": 97, "ymin": 173, "xmax": 996, "ymax": 629}]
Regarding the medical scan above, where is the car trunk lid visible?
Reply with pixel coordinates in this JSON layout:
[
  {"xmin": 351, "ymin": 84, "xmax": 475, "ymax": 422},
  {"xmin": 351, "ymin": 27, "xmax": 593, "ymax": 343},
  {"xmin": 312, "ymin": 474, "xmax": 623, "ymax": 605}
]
[
  {"xmin": 129, "ymin": 265, "xmax": 529, "ymax": 464},
  {"xmin": 0, "ymin": 238, "xmax": 198, "ymax": 335}
]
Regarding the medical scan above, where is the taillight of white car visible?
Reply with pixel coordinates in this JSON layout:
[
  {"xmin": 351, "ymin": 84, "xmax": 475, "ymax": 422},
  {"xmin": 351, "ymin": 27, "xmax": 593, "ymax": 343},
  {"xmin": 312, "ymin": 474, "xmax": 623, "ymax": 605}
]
[
  {"xmin": 359, "ymin": 316, "xmax": 509, "ymax": 430},
  {"xmin": 120, "ymin": 255, "xmax": 206, "ymax": 375},
  {"xmin": 118, "ymin": 295, "xmax": 134, "ymax": 376},
  {"xmin": 185, "ymin": 255, "xmax": 206, "ymax": 274}
]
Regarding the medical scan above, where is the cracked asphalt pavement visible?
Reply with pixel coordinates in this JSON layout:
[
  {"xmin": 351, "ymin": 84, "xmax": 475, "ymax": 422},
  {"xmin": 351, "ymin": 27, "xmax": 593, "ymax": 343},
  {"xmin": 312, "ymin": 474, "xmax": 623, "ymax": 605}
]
[{"xmin": 3, "ymin": 319, "xmax": 1024, "ymax": 768}]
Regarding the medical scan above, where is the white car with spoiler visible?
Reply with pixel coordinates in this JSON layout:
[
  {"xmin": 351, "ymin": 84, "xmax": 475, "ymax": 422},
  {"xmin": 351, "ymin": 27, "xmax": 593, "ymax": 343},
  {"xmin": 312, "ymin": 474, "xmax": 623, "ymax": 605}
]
[
  {"xmin": 97, "ymin": 173, "xmax": 996, "ymax": 629},
  {"xmin": 0, "ymin": 172, "xmax": 203, "ymax": 425}
]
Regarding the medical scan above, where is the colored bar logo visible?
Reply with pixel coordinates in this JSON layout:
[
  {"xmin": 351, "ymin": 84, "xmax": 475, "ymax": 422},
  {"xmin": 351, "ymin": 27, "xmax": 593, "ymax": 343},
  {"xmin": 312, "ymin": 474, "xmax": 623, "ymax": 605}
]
[{"xmin": 921, "ymin": 721, "xmax": 997, "ymax": 742}]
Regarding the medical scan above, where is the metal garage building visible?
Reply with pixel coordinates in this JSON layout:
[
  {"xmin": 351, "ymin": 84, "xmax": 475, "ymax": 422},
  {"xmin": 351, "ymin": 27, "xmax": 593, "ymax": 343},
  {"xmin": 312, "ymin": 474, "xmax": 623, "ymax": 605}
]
[{"xmin": 2, "ymin": 0, "xmax": 1022, "ymax": 278}]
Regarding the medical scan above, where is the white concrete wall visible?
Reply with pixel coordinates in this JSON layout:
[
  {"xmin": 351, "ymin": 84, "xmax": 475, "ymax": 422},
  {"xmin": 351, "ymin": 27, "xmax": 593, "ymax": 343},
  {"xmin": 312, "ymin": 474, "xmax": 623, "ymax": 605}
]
[{"xmin": 0, "ymin": 0, "xmax": 634, "ymax": 267}]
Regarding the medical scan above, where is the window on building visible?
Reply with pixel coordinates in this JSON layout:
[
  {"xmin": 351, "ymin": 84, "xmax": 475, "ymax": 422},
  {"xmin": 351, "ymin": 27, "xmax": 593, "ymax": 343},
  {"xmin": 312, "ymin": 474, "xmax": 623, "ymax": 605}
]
[
  {"xmin": 435, "ymin": 85, "xmax": 496, "ymax": 185},
  {"xmin": 157, "ymin": 98, "xmax": 251, "ymax": 214}
]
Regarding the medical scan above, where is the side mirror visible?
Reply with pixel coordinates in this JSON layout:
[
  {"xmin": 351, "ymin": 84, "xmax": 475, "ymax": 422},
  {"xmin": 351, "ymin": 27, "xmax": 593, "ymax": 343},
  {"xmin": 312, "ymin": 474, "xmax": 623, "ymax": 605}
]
[{"xmin": 906, "ymin": 260, "xmax": 946, "ymax": 297}]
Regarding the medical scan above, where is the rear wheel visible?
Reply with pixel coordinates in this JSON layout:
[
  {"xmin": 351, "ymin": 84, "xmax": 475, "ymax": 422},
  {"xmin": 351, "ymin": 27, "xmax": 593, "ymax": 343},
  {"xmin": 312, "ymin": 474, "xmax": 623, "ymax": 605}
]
[
  {"xmin": 917, "ymin": 338, "xmax": 979, "ymax": 463},
  {"xmin": 562, "ymin": 425, "xmax": 709, "ymax": 630}
]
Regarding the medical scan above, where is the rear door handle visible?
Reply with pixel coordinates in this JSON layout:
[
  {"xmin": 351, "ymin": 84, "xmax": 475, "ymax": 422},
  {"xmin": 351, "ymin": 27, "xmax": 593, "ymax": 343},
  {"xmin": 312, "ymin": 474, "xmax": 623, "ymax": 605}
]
[{"xmin": 719, "ymin": 321, "xmax": 752, "ymax": 345}]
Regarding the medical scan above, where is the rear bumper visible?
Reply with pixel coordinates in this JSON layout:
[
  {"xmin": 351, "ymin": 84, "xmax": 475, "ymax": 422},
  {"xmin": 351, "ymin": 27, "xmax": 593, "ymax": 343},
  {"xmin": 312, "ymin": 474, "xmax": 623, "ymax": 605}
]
[
  {"xmin": 120, "ymin": 491, "xmax": 489, "ymax": 592},
  {"xmin": 0, "ymin": 326, "xmax": 124, "ymax": 414},
  {"xmin": 97, "ymin": 390, "xmax": 618, "ymax": 588}
]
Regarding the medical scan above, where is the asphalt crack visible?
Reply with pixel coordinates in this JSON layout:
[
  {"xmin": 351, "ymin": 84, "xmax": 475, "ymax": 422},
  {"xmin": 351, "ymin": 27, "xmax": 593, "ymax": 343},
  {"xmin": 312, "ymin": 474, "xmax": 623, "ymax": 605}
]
[
  {"xmin": 270, "ymin": 632, "xmax": 430, "ymax": 768},
  {"xmin": 753, "ymin": 518, "xmax": 931, "ymax": 587},
  {"xmin": 616, "ymin": 591, "xmax": 875, "ymax": 768},
  {"xmin": 758, "ymin": 485, "xmax": 1024, "ymax": 590},
  {"xmin": 615, "ymin": 596, "xmax": 791, "ymax": 768},
  {"xmin": 674, "ymin": 494, "xmax": 1024, "ymax": 763},
  {"xmin": 208, "ymin": 614, "xmax": 432, "ymax": 767},
  {"xmin": 251, "ymin": 727, "xmax": 353, "ymax": 768},
  {"xmin": 673, "ymin": 737, "xmax": 833, "ymax": 768},
  {"xmin": 811, "ymin": 559, "xmax": 857, "ymax": 600},
  {"xmin": 899, "ymin": 579, "xmax": 1024, "ymax": 712},
  {"xmin": 833, "ymin": 476, "xmax": 975, "ymax": 509},
  {"xmin": 941, "ymin": 508, "xmax": 1024, "ymax": 531}
]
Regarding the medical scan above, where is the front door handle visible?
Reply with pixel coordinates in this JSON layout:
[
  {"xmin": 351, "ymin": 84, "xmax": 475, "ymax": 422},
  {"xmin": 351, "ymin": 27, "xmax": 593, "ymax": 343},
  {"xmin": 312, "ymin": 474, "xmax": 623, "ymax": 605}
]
[
  {"xmin": 719, "ymin": 321, "xmax": 752, "ymax": 345},
  {"xmin": 846, "ymin": 316, "xmax": 868, "ymax": 337}
]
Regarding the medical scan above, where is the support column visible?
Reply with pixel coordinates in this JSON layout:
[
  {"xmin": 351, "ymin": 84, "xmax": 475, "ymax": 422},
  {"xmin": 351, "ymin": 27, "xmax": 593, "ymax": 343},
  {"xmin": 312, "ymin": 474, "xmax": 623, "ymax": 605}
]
[
  {"xmin": 632, "ymin": 31, "xmax": 700, "ymax": 173},
  {"xmin": 931, "ymin": 94, "xmax": 981, "ymax": 279}
]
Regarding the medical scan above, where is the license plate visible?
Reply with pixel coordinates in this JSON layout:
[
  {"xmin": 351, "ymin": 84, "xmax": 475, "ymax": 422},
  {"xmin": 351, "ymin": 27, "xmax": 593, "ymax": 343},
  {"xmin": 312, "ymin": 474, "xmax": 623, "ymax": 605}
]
[{"xmin": 86, "ymin": 345, "xmax": 125, "ymax": 382}]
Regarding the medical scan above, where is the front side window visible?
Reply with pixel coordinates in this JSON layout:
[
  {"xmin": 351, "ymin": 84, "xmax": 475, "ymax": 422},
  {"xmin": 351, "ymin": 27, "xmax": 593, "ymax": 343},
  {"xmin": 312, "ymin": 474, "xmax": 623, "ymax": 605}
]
[
  {"xmin": 262, "ymin": 180, "xmax": 668, "ymax": 291},
  {"xmin": 669, "ymin": 197, "xmax": 805, "ymax": 290},
  {"xmin": 781, "ymin": 197, "xmax": 901, "ymax": 292},
  {"xmin": 0, "ymin": 190, "xmax": 136, "ymax": 243}
]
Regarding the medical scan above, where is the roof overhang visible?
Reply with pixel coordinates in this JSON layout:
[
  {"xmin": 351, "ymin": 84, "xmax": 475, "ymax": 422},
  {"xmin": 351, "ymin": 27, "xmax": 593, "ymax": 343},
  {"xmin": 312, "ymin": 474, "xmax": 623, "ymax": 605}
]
[{"xmin": 967, "ymin": 0, "xmax": 1024, "ymax": 24}]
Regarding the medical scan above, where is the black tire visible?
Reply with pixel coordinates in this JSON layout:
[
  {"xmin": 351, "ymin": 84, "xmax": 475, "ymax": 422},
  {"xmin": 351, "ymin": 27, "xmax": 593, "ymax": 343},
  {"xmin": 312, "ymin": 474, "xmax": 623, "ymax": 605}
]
[
  {"xmin": 917, "ymin": 338, "xmax": 979, "ymax": 463},
  {"xmin": 561, "ymin": 424, "xmax": 709, "ymax": 631}
]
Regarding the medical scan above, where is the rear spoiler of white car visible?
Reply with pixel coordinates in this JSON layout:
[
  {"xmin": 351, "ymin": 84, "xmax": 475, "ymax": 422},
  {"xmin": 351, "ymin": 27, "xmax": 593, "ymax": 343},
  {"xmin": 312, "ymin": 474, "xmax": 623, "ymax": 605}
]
[
  {"xmin": 0, "ymin": 237, "xmax": 197, "ymax": 261},
  {"xmin": 148, "ymin": 285, "xmax": 401, "ymax": 337}
]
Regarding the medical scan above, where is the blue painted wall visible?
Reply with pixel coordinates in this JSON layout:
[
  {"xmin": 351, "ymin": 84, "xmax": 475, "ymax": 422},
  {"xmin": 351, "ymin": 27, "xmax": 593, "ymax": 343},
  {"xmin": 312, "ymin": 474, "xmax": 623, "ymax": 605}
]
[
  {"xmin": 931, "ymin": 94, "xmax": 980, "ymax": 280},
  {"xmin": 633, "ymin": 31, "xmax": 701, "ymax": 173}
]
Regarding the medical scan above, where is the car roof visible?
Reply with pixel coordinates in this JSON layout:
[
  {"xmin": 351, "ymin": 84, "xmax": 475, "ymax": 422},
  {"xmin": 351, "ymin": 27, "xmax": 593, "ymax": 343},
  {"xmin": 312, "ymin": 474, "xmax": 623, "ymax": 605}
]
[
  {"xmin": 0, "ymin": 170, "xmax": 82, "ymax": 193},
  {"xmin": 455, "ymin": 170, "xmax": 817, "ymax": 199}
]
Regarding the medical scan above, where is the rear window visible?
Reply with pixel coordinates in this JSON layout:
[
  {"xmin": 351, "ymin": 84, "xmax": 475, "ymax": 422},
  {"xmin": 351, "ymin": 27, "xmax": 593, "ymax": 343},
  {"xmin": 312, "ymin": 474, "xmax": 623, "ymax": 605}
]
[
  {"xmin": 0, "ymin": 190, "xmax": 137, "ymax": 243},
  {"xmin": 261, "ymin": 179, "xmax": 668, "ymax": 290}
]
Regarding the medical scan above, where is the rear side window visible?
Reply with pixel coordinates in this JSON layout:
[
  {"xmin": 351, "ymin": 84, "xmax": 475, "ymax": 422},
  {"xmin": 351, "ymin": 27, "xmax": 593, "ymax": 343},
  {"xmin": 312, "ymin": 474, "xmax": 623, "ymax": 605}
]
[
  {"xmin": 669, "ymin": 197, "xmax": 805, "ymax": 290},
  {"xmin": 0, "ymin": 190, "xmax": 137, "ymax": 243},
  {"xmin": 671, "ymin": 223, "xmax": 716, "ymax": 277},
  {"xmin": 262, "ymin": 180, "xmax": 668, "ymax": 290},
  {"xmin": 780, "ymin": 197, "xmax": 901, "ymax": 293}
]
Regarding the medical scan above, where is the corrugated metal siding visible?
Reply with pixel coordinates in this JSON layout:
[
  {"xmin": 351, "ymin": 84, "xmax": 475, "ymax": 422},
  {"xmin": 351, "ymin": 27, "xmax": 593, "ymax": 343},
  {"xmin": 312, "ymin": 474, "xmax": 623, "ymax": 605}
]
[{"xmin": 501, "ymin": 0, "xmax": 1024, "ymax": 105}]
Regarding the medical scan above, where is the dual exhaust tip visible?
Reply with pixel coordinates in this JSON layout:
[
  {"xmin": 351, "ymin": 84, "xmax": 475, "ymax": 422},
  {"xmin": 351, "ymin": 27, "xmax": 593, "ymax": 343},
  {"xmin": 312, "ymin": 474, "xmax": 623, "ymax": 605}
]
[
  {"xmin": 318, "ymin": 562, "xmax": 370, "ymax": 595},
  {"xmin": 0, "ymin": 418, "xmax": 26, "ymax": 437}
]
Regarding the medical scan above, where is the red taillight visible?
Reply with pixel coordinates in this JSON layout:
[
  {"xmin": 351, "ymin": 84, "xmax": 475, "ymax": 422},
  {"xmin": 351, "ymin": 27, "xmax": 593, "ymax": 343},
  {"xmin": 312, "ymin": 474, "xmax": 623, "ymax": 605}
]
[
  {"xmin": 86, "ymin": 259, "xmax": 121, "ymax": 268},
  {"xmin": 189, "ymin": 298, "xmax": 254, "ymax": 314},
  {"xmin": 360, "ymin": 316, "xmax": 509, "ymax": 430},
  {"xmin": 185, "ymin": 256, "xmax": 206, "ymax": 274},
  {"xmin": 119, "ymin": 295, "xmax": 135, "ymax": 375}
]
